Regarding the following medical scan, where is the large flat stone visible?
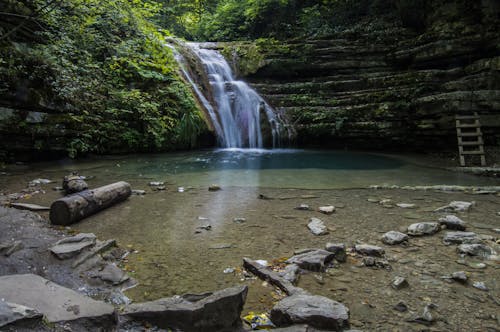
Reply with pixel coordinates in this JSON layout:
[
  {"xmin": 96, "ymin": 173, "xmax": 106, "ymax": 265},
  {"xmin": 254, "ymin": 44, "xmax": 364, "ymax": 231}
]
[
  {"xmin": 122, "ymin": 285, "xmax": 247, "ymax": 331},
  {"xmin": 50, "ymin": 233, "xmax": 96, "ymax": 259},
  {"xmin": 0, "ymin": 300, "xmax": 42, "ymax": 328},
  {"xmin": 286, "ymin": 249, "xmax": 336, "ymax": 272},
  {"xmin": 270, "ymin": 293, "xmax": 349, "ymax": 330},
  {"xmin": 0, "ymin": 274, "xmax": 115, "ymax": 326}
]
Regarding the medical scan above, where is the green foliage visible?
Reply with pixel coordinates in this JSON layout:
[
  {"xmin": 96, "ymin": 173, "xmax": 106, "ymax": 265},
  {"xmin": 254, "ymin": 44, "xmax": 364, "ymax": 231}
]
[{"xmin": 1, "ymin": 0, "xmax": 207, "ymax": 157}]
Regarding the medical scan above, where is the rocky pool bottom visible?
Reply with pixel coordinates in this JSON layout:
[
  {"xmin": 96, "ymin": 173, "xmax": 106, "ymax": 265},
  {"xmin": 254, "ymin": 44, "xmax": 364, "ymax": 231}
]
[{"xmin": 0, "ymin": 183, "xmax": 499, "ymax": 331}]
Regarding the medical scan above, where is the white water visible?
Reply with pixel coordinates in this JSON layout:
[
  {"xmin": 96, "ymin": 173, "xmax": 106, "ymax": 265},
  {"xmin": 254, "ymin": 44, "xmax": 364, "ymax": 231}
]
[{"xmin": 185, "ymin": 43, "xmax": 281, "ymax": 148}]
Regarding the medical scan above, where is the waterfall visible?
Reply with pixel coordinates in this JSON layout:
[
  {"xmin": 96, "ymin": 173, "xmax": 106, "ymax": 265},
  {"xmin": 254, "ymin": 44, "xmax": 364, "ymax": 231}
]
[{"xmin": 171, "ymin": 41, "xmax": 283, "ymax": 149}]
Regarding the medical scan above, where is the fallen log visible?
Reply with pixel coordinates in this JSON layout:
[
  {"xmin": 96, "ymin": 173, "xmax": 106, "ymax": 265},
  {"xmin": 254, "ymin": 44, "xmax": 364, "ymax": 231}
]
[{"xmin": 50, "ymin": 181, "xmax": 131, "ymax": 225}]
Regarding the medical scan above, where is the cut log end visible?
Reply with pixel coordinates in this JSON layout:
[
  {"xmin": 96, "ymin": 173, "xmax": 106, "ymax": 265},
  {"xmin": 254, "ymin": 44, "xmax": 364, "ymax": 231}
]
[{"xmin": 49, "ymin": 201, "xmax": 72, "ymax": 226}]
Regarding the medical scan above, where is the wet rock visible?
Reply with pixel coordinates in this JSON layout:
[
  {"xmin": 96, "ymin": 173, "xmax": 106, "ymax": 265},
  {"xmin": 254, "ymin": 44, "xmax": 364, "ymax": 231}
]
[
  {"xmin": 208, "ymin": 184, "xmax": 221, "ymax": 191},
  {"xmin": 382, "ymin": 231, "xmax": 409, "ymax": 245},
  {"xmin": 0, "ymin": 274, "xmax": 115, "ymax": 326},
  {"xmin": 72, "ymin": 239, "xmax": 116, "ymax": 268},
  {"xmin": 294, "ymin": 204, "xmax": 311, "ymax": 211},
  {"xmin": 286, "ymin": 249, "xmax": 336, "ymax": 272},
  {"xmin": 29, "ymin": 178, "xmax": 52, "ymax": 186},
  {"xmin": 473, "ymin": 281, "xmax": 489, "ymax": 291},
  {"xmin": 155, "ymin": 186, "xmax": 166, "ymax": 191},
  {"xmin": 393, "ymin": 301, "xmax": 408, "ymax": 312},
  {"xmin": 307, "ymin": 218, "xmax": 329, "ymax": 236},
  {"xmin": 451, "ymin": 271, "xmax": 468, "ymax": 283},
  {"xmin": 131, "ymin": 189, "xmax": 146, "ymax": 195},
  {"xmin": 354, "ymin": 244, "xmax": 385, "ymax": 257},
  {"xmin": 0, "ymin": 300, "xmax": 42, "ymax": 328},
  {"xmin": 318, "ymin": 205, "xmax": 335, "ymax": 214},
  {"xmin": 280, "ymin": 264, "xmax": 300, "ymax": 283},
  {"xmin": 435, "ymin": 201, "xmax": 473, "ymax": 212},
  {"xmin": 0, "ymin": 240, "xmax": 24, "ymax": 257},
  {"xmin": 50, "ymin": 233, "xmax": 96, "ymax": 259},
  {"xmin": 438, "ymin": 215, "xmax": 466, "ymax": 231},
  {"xmin": 94, "ymin": 263, "xmax": 129, "ymax": 285},
  {"xmin": 233, "ymin": 217, "xmax": 246, "ymax": 223},
  {"xmin": 63, "ymin": 173, "xmax": 88, "ymax": 194},
  {"xmin": 457, "ymin": 244, "xmax": 494, "ymax": 257},
  {"xmin": 443, "ymin": 231, "xmax": 481, "ymax": 245},
  {"xmin": 149, "ymin": 181, "xmax": 164, "ymax": 186},
  {"xmin": 122, "ymin": 285, "xmax": 247, "ymax": 331},
  {"xmin": 363, "ymin": 257, "xmax": 376, "ymax": 267},
  {"xmin": 325, "ymin": 243, "xmax": 347, "ymax": 262},
  {"xmin": 243, "ymin": 258, "xmax": 301, "ymax": 295},
  {"xmin": 270, "ymin": 293, "xmax": 349, "ymax": 330},
  {"xmin": 392, "ymin": 276, "xmax": 409, "ymax": 290},
  {"xmin": 396, "ymin": 203, "xmax": 416, "ymax": 209},
  {"xmin": 407, "ymin": 222, "xmax": 440, "ymax": 236},
  {"xmin": 407, "ymin": 304, "xmax": 436, "ymax": 325}
]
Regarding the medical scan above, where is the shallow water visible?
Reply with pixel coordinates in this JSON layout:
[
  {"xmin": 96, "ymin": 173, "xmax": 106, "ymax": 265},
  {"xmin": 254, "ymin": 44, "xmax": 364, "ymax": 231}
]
[{"xmin": 1, "ymin": 150, "xmax": 499, "ymax": 330}]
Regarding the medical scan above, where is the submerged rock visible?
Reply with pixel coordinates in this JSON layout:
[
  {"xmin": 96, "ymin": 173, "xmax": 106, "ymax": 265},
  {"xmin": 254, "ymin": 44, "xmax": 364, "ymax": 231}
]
[
  {"xmin": 208, "ymin": 184, "xmax": 221, "ymax": 191},
  {"xmin": 438, "ymin": 215, "xmax": 466, "ymax": 231},
  {"xmin": 94, "ymin": 263, "xmax": 130, "ymax": 285},
  {"xmin": 407, "ymin": 222, "xmax": 440, "ymax": 236},
  {"xmin": 435, "ymin": 201, "xmax": 474, "ymax": 212},
  {"xmin": 270, "ymin": 293, "xmax": 349, "ymax": 330},
  {"xmin": 392, "ymin": 276, "xmax": 409, "ymax": 290},
  {"xmin": 318, "ymin": 205, "xmax": 335, "ymax": 214},
  {"xmin": 472, "ymin": 281, "xmax": 488, "ymax": 291},
  {"xmin": 295, "ymin": 204, "xmax": 311, "ymax": 211},
  {"xmin": 286, "ymin": 249, "xmax": 335, "ymax": 272},
  {"xmin": 443, "ymin": 231, "xmax": 481, "ymax": 245},
  {"xmin": 354, "ymin": 244, "xmax": 385, "ymax": 257},
  {"xmin": 457, "ymin": 244, "xmax": 494, "ymax": 258},
  {"xmin": 122, "ymin": 285, "xmax": 248, "ymax": 331},
  {"xmin": 325, "ymin": 243, "xmax": 347, "ymax": 262},
  {"xmin": 382, "ymin": 231, "xmax": 409, "ymax": 245},
  {"xmin": 451, "ymin": 271, "xmax": 468, "ymax": 283},
  {"xmin": 396, "ymin": 203, "xmax": 416, "ymax": 209},
  {"xmin": 307, "ymin": 218, "xmax": 329, "ymax": 236}
]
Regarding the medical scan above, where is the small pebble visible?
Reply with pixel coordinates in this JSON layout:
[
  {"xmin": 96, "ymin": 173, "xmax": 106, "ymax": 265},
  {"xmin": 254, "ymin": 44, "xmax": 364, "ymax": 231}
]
[{"xmin": 473, "ymin": 281, "xmax": 488, "ymax": 291}]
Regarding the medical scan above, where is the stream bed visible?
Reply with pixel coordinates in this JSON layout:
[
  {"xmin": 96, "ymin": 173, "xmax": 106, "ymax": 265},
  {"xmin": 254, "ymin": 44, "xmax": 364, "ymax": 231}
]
[{"xmin": 1, "ymin": 149, "xmax": 499, "ymax": 331}]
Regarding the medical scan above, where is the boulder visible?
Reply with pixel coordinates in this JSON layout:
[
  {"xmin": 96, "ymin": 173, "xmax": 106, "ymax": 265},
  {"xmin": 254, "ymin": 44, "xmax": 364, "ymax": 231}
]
[
  {"xmin": 307, "ymin": 218, "xmax": 329, "ymax": 236},
  {"xmin": 0, "ymin": 274, "xmax": 115, "ymax": 327},
  {"xmin": 325, "ymin": 243, "xmax": 347, "ymax": 262},
  {"xmin": 457, "ymin": 244, "xmax": 494, "ymax": 258},
  {"xmin": 318, "ymin": 205, "xmax": 335, "ymax": 214},
  {"xmin": 270, "ymin": 293, "xmax": 349, "ymax": 330},
  {"xmin": 122, "ymin": 285, "xmax": 247, "ymax": 331},
  {"xmin": 0, "ymin": 300, "xmax": 42, "ymax": 328},
  {"xmin": 354, "ymin": 244, "xmax": 385, "ymax": 257},
  {"xmin": 50, "ymin": 233, "xmax": 96, "ymax": 259},
  {"xmin": 438, "ymin": 215, "xmax": 466, "ymax": 231},
  {"xmin": 443, "ymin": 231, "xmax": 480, "ymax": 245},
  {"xmin": 286, "ymin": 249, "xmax": 336, "ymax": 272},
  {"xmin": 381, "ymin": 231, "xmax": 409, "ymax": 245},
  {"xmin": 407, "ymin": 222, "xmax": 440, "ymax": 236}
]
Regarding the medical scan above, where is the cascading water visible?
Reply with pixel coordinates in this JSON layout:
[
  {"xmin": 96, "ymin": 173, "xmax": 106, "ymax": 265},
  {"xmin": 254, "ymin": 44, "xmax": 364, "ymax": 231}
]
[{"xmin": 171, "ymin": 41, "xmax": 283, "ymax": 149}]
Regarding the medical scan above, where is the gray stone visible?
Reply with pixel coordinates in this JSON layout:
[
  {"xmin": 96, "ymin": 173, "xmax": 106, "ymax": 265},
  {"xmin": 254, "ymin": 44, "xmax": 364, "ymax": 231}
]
[
  {"xmin": 393, "ymin": 301, "xmax": 408, "ymax": 312},
  {"xmin": 443, "ymin": 231, "xmax": 481, "ymax": 245},
  {"xmin": 457, "ymin": 244, "xmax": 494, "ymax": 258},
  {"xmin": 50, "ymin": 233, "xmax": 96, "ymax": 259},
  {"xmin": 122, "ymin": 285, "xmax": 247, "ymax": 331},
  {"xmin": 407, "ymin": 222, "xmax": 440, "ymax": 236},
  {"xmin": 72, "ymin": 239, "xmax": 116, "ymax": 268},
  {"xmin": 63, "ymin": 174, "xmax": 88, "ymax": 194},
  {"xmin": 354, "ymin": 244, "xmax": 385, "ymax": 257},
  {"xmin": 131, "ymin": 189, "xmax": 146, "ymax": 195},
  {"xmin": 307, "ymin": 218, "xmax": 329, "ymax": 236},
  {"xmin": 0, "ymin": 300, "xmax": 42, "ymax": 328},
  {"xmin": 451, "ymin": 271, "xmax": 468, "ymax": 283},
  {"xmin": 0, "ymin": 241, "xmax": 24, "ymax": 257},
  {"xmin": 325, "ymin": 243, "xmax": 347, "ymax": 262},
  {"xmin": 0, "ymin": 274, "xmax": 115, "ymax": 325},
  {"xmin": 287, "ymin": 250, "xmax": 336, "ymax": 272},
  {"xmin": 149, "ymin": 181, "xmax": 164, "ymax": 186},
  {"xmin": 435, "ymin": 201, "xmax": 473, "ymax": 212},
  {"xmin": 472, "ymin": 281, "xmax": 488, "ymax": 291},
  {"xmin": 382, "ymin": 231, "xmax": 409, "ymax": 245},
  {"xmin": 318, "ymin": 205, "xmax": 335, "ymax": 214},
  {"xmin": 243, "ymin": 258, "xmax": 302, "ymax": 295},
  {"xmin": 280, "ymin": 264, "xmax": 300, "ymax": 283},
  {"xmin": 233, "ymin": 217, "xmax": 246, "ymax": 223},
  {"xmin": 95, "ymin": 263, "xmax": 129, "ymax": 285},
  {"xmin": 295, "ymin": 204, "xmax": 311, "ymax": 211},
  {"xmin": 438, "ymin": 215, "xmax": 466, "ymax": 231},
  {"xmin": 396, "ymin": 203, "xmax": 415, "ymax": 208},
  {"xmin": 392, "ymin": 276, "xmax": 409, "ymax": 290},
  {"xmin": 270, "ymin": 293, "xmax": 349, "ymax": 330},
  {"xmin": 208, "ymin": 184, "xmax": 221, "ymax": 191}
]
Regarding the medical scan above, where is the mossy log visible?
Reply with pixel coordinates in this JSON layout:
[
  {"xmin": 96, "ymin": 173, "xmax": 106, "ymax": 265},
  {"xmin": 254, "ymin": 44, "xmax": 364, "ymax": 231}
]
[{"xmin": 50, "ymin": 181, "xmax": 132, "ymax": 225}]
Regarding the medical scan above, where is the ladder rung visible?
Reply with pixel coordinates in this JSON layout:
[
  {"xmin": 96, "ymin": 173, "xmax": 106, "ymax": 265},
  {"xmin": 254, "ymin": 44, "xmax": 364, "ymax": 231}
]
[
  {"xmin": 461, "ymin": 150, "xmax": 485, "ymax": 155},
  {"xmin": 456, "ymin": 123, "xmax": 480, "ymax": 128},
  {"xmin": 457, "ymin": 132, "xmax": 481, "ymax": 137},
  {"xmin": 455, "ymin": 115, "xmax": 479, "ymax": 120},
  {"xmin": 458, "ymin": 141, "xmax": 483, "ymax": 146}
]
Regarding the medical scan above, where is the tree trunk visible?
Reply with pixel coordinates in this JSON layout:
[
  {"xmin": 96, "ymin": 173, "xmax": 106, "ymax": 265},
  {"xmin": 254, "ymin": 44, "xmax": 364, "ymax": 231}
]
[{"xmin": 49, "ymin": 181, "xmax": 132, "ymax": 225}]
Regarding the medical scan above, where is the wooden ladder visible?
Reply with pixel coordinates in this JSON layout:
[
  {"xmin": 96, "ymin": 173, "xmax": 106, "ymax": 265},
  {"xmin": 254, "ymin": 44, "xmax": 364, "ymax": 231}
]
[{"xmin": 455, "ymin": 112, "xmax": 486, "ymax": 166}]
